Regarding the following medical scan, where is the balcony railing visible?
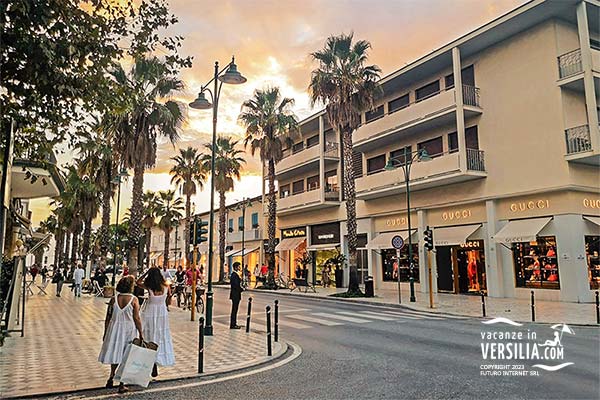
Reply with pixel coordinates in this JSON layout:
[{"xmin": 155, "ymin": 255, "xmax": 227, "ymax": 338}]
[
  {"xmin": 462, "ymin": 85, "xmax": 480, "ymax": 107},
  {"xmin": 466, "ymin": 148, "xmax": 485, "ymax": 171},
  {"xmin": 558, "ymin": 49, "xmax": 582, "ymax": 79},
  {"xmin": 325, "ymin": 184, "xmax": 339, "ymax": 200},
  {"xmin": 324, "ymin": 141, "xmax": 339, "ymax": 157},
  {"xmin": 565, "ymin": 124, "xmax": 592, "ymax": 154}
]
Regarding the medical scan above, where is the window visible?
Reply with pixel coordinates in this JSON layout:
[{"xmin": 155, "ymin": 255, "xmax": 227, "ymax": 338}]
[
  {"xmin": 306, "ymin": 135, "xmax": 319, "ymax": 148},
  {"xmin": 292, "ymin": 179, "xmax": 304, "ymax": 194},
  {"xmin": 352, "ymin": 151, "xmax": 363, "ymax": 178},
  {"xmin": 238, "ymin": 216, "xmax": 244, "ymax": 231},
  {"xmin": 445, "ymin": 73, "xmax": 454, "ymax": 89},
  {"xmin": 466, "ymin": 126, "xmax": 479, "ymax": 150},
  {"xmin": 448, "ymin": 132, "xmax": 458, "ymax": 153},
  {"xmin": 325, "ymin": 170, "xmax": 338, "ymax": 192},
  {"xmin": 251, "ymin": 212, "xmax": 259, "ymax": 228},
  {"xmin": 415, "ymin": 80, "xmax": 440, "ymax": 102},
  {"xmin": 461, "ymin": 65, "xmax": 475, "ymax": 86},
  {"xmin": 592, "ymin": 39, "xmax": 600, "ymax": 51},
  {"xmin": 418, "ymin": 137, "xmax": 443, "ymax": 158},
  {"xmin": 587, "ymin": 236, "xmax": 600, "ymax": 290},
  {"xmin": 280, "ymin": 184, "xmax": 290, "ymax": 198},
  {"xmin": 292, "ymin": 142, "xmax": 304, "ymax": 154},
  {"xmin": 365, "ymin": 105, "xmax": 384, "ymax": 122},
  {"xmin": 389, "ymin": 94, "xmax": 409, "ymax": 113},
  {"xmin": 381, "ymin": 245, "xmax": 419, "ymax": 282},
  {"xmin": 390, "ymin": 145, "xmax": 412, "ymax": 166},
  {"xmin": 513, "ymin": 236, "xmax": 559, "ymax": 289},
  {"xmin": 228, "ymin": 218, "xmax": 234, "ymax": 233},
  {"xmin": 367, "ymin": 154, "xmax": 386, "ymax": 175},
  {"xmin": 307, "ymin": 175, "xmax": 320, "ymax": 191}
]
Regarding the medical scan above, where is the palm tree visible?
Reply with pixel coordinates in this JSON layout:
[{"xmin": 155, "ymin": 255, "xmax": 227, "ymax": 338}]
[
  {"xmin": 309, "ymin": 33, "xmax": 381, "ymax": 294},
  {"xmin": 170, "ymin": 147, "xmax": 206, "ymax": 268},
  {"xmin": 201, "ymin": 137, "xmax": 245, "ymax": 282},
  {"xmin": 141, "ymin": 191, "xmax": 159, "ymax": 270},
  {"xmin": 73, "ymin": 163, "xmax": 101, "ymax": 270},
  {"xmin": 111, "ymin": 56, "xmax": 185, "ymax": 275},
  {"xmin": 155, "ymin": 190, "xmax": 184, "ymax": 269},
  {"xmin": 239, "ymin": 87, "xmax": 298, "ymax": 288}
]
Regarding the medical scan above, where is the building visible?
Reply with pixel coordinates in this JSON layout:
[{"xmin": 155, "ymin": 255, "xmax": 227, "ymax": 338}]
[
  {"xmin": 274, "ymin": 0, "xmax": 600, "ymax": 302},
  {"xmin": 148, "ymin": 222, "xmax": 187, "ymax": 269}
]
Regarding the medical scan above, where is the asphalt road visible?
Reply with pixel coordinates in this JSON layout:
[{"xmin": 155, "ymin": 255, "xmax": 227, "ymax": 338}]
[{"xmin": 69, "ymin": 288, "xmax": 600, "ymax": 400}]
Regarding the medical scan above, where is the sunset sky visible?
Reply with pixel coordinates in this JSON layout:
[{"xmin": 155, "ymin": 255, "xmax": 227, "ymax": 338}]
[{"xmin": 30, "ymin": 0, "xmax": 527, "ymax": 226}]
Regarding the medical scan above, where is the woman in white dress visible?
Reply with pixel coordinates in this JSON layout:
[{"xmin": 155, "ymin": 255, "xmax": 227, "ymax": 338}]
[
  {"xmin": 137, "ymin": 267, "xmax": 175, "ymax": 377},
  {"xmin": 98, "ymin": 276, "xmax": 143, "ymax": 393}
]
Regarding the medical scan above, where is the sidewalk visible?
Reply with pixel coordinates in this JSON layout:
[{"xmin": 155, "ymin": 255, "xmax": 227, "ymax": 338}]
[
  {"xmin": 0, "ymin": 291, "xmax": 285, "ymax": 399},
  {"xmin": 241, "ymin": 283, "xmax": 600, "ymax": 326}
]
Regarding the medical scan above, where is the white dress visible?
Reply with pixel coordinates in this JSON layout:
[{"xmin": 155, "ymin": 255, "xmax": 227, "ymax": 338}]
[
  {"xmin": 98, "ymin": 294, "xmax": 137, "ymax": 364},
  {"xmin": 141, "ymin": 290, "xmax": 175, "ymax": 366}
]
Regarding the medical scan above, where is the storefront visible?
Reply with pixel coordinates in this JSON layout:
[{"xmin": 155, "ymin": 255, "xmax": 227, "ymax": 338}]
[
  {"xmin": 308, "ymin": 222, "xmax": 341, "ymax": 286},
  {"xmin": 225, "ymin": 245, "xmax": 260, "ymax": 272},
  {"xmin": 368, "ymin": 230, "xmax": 419, "ymax": 284},
  {"xmin": 584, "ymin": 216, "xmax": 600, "ymax": 290},
  {"xmin": 275, "ymin": 226, "xmax": 307, "ymax": 279}
]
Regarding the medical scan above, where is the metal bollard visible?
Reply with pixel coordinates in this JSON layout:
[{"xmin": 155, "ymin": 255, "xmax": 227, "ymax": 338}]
[
  {"xmin": 266, "ymin": 305, "xmax": 272, "ymax": 356},
  {"xmin": 481, "ymin": 291, "xmax": 486, "ymax": 318},
  {"xmin": 595, "ymin": 291, "xmax": 599, "ymax": 325},
  {"xmin": 274, "ymin": 300, "xmax": 279, "ymax": 342},
  {"xmin": 530, "ymin": 291, "xmax": 535, "ymax": 322},
  {"xmin": 409, "ymin": 277, "xmax": 416, "ymax": 302},
  {"xmin": 246, "ymin": 297, "xmax": 253, "ymax": 333},
  {"xmin": 198, "ymin": 316, "xmax": 204, "ymax": 374}
]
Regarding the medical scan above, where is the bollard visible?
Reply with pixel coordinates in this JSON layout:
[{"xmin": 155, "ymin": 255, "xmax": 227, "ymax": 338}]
[
  {"xmin": 274, "ymin": 300, "xmax": 279, "ymax": 342},
  {"xmin": 409, "ymin": 277, "xmax": 416, "ymax": 303},
  {"xmin": 198, "ymin": 316, "xmax": 204, "ymax": 374},
  {"xmin": 481, "ymin": 291, "xmax": 486, "ymax": 318},
  {"xmin": 530, "ymin": 290, "xmax": 535, "ymax": 322},
  {"xmin": 596, "ymin": 291, "xmax": 599, "ymax": 325},
  {"xmin": 246, "ymin": 297, "xmax": 253, "ymax": 333},
  {"xmin": 266, "ymin": 305, "xmax": 272, "ymax": 356}
]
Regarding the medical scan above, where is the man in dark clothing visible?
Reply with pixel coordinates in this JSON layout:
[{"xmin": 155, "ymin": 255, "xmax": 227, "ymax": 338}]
[{"xmin": 229, "ymin": 262, "xmax": 243, "ymax": 329}]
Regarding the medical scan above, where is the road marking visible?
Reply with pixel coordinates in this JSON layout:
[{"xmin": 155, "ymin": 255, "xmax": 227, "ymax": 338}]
[
  {"xmin": 287, "ymin": 314, "xmax": 343, "ymax": 326},
  {"xmin": 312, "ymin": 312, "xmax": 371, "ymax": 324},
  {"xmin": 351, "ymin": 311, "xmax": 397, "ymax": 321},
  {"xmin": 375, "ymin": 311, "xmax": 423, "ymax": 320},
  {"xmin": 278, "ymin": 319, "xmax": 311, "ymax": 329}
]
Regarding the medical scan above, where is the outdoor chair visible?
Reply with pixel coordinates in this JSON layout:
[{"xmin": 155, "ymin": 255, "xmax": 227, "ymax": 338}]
[{"xmin": 92, "ymin": 280, "xmax": 103, "ymax": 297}]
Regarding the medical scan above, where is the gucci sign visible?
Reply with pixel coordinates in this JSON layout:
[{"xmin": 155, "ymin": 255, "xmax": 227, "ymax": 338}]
[
  {"xmin": 583, "ymin": 198, "xmax": 600, "ymax": 209},
  {"xmin": 386, "ymin": 217, "xmax": 407, "ymax": 227},
  {"xmin": 442, "ymin": 209, "xmax": 472, "ymax": 221},
  {"xmin": 510, "ymin": 199, "xmax": 550, "ymax": 212}
]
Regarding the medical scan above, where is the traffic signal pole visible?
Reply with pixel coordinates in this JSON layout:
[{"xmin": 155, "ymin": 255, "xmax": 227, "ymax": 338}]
[
  {"xmin": 424, "ymin": 226, "xmax": 434, "ymax": 309},
  {"xmin": 191, "ymin": 218, "xmax": 197, "ymax": 321}
]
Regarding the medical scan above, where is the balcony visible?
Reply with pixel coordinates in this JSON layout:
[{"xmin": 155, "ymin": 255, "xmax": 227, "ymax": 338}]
[
  {"xmin": 227, "ymin": 228, "xmax": 262, "ymax": 243},
  {"xmin": 277, "ymin": 187, "xmax": 340, "ymax": 215},
  {"xmin": 353, "ymin": 85, "xmax": 482, "ymax": 152},
  {"xmin": 355, "ymin": 150, "xmax": 487, "ymax": 200},
  {"xmin": 275, "ymin": 141, "xmax": 339, "ymax": 180},
  {"xmin": 558, "ymin": 49, "xmax": 583, "ymax": 79},
  {"xmin": 564, "ymin": 124, "xmax": 599, "ymax": 165}
]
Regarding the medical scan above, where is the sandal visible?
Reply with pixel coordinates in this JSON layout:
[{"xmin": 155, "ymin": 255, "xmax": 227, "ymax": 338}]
[{"xmin": 105, "ymin": 378, "xmax": 114, "ymax": 389}]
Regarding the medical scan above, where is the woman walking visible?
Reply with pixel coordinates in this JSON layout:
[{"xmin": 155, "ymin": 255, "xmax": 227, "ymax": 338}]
[
  {"xmin": 98, "ymin": 276, "xmax": 144, "ymax": 393},
  {"xmin": 52, "ymin": 267, "xmax": 64, "ymax": 297},
  {"xmin": 137, "ymin": 268, "xmax": 175, "ymax": 377}
]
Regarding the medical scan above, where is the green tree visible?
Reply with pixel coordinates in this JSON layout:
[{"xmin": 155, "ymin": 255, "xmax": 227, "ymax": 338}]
[
  {"xmin": 170, "ymin": 147, "xmax": 206, "ymax": 268},
  {"xmin": 309, "ymin": 33, "xmax": 381, "ymax": 294},
  {"xmin": 201, "ymin": 137, "xmax": 245, "ymax": 282},
  {"xmin": 155, "ymin": 190, "xmax": 184, "ymax": 269},
  {"xmin": 141, "ymin": 191, "xmax": 159, "ymax": 270},
  {"xmin": 239, "ymin": 87, "xmax": 298, "ymax": 288}
]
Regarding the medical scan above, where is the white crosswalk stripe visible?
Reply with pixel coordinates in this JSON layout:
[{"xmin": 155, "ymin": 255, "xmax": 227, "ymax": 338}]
[
  {"xmin": 312, "ymin": 312, "xmax": 371, "ymax": 323},
  {"xmin": 277, "ymin": 319, "xmax": 312, "ymax": 329},
  {"xmin": 374, "ymin": 310, "xmax": 425, "ymax": 320},
  {"xmin": 354, "ymin": 311, "xmax": 403, "ymax": 321},
  {"xmin": 287, "ymin": 314, "xmax": 344, "ymax": 326}
]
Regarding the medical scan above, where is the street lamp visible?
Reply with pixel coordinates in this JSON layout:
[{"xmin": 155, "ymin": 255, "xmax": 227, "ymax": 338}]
[
  {"xmin": 189, "ymin": 56, "xmax": 246, "ymax": 336},
  {"xmin": 384, "ymin": 148, "xmax": 431, "ymax": 303},
  {"xmin": 112, "ymin": 167, "xmax": 129, "ymax": 286}
]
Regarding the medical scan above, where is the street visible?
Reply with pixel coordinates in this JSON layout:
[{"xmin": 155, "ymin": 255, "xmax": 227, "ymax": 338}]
[{"xmin": 66, "ymin": 288, "xmax": 599, "ymax": 400}]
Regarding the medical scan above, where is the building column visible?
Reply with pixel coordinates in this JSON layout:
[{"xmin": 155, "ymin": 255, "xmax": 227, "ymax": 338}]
[
  {"xmin": 319, "ymin": 115, "xmax": 325, "ymax": 203},
  {"xmin": 452, "ymin": 47, "xmax": 467, "ymax": 172},
  {"xmin": 576, "ymin": 2, "xmax": 600, "ymax": 150},
  {"xmin": 485, "ymin": 200, "xmax": 505, "ymax": 297},
  {"xmin": 554, "ymin": 214, "xmax": 590, "ymax": 302}
]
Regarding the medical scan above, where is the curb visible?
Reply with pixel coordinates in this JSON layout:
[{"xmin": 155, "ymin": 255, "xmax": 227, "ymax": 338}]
[{"xmin": 7, "ymin": 339, "xmax": 293, "ymax": 400}]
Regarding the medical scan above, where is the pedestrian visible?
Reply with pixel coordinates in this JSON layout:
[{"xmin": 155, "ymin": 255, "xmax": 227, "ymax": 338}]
[
  {"xmin": 322, "ymin": 263, "xmax": 331, "ymax": 288},
  {"xmin": 243, "ymin": 264, "xmax": 251, "ymax": 286},
  {"xmin": 52, "ymin": 268, "xmax": 64, "ymax": 297},
  {"xmin": 73, "ymin": 264, "xmax": 85, "ymax": 297},
  {"xmin": 30, "ymin": 264, "xmax": 39, "ymax": 282},
  {"xmin": 137, "ymin": 268, "xmax": 175, "ymax": 378},
  {"xmin": 41, "ymin": 265, "xmax": 48, "ymax": 285},
  {"xmin": 95, "ymin": 268, "xmax": 108, "ymax": 288},
  {"xmin": 229, "ymin": 262, "xmax": 243, "ymax": 329},
  {"xmin": 98, "ymin": 276, "xmax": 144, "ymax": 394},
  {"xmin": 175, "ymin": 266, "xmax": 185, "ymax": 307}
]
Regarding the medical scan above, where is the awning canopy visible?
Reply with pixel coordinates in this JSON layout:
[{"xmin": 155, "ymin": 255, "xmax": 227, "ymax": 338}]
[
  {"xmin": 150, "ymin": 251, "xmax": 162, "ymax": 261},
  {"xmin": 367, "ymin": 231, "xmax": 416, "ymax": 249},
  {"xmin": 434, "ymin": 224, "xmax": 481, "ymax": 246},
  {"xmin": 583, "ymin": 216, "xmax": 600, "ymax": 228},
  {"xmin": 224, "ymin": 248, "xmax": 240, "ymax": 257},
  {"xmin": 493, "ymin": 217, "xmax": 551, "ymax": 244},
  {"xmin": 275, "ymin": 237, "xmax": 306, "ymax": 252},
  {"xmin": 225, "ymin": 247, "xmax": 260, "ymax": 258}
]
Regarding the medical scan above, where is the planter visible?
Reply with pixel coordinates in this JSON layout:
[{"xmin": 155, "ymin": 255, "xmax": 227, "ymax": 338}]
[{"xmin": 103, "ymin": 286, "xmax": 115, "ymax": 298}]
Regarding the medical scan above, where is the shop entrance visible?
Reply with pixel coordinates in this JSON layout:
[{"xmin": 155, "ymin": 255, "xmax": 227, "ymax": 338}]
[
  {"xmin": 436, "ymin": 241, "xmax": 486, "ymax": 294},
  {"xmin": 311, "ymin": 249, "xmax": 338, "ymax": 287}
]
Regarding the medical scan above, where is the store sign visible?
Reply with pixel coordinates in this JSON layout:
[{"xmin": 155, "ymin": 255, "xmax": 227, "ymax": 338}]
[
  {"xmin": 442, "ymin": 209, "xmax": 472, "ymax": 221},
  {"xmin": 386, "ymin": 217, "xmax": 408, "ymax": 227},
  {"xmin": 310, "ymin": 222, "xmax": 340, "ymax": 245},
  {"xmin": 583, "ymin": 198, "xmax": 600, "ymax": 209},
  {"xmin": 510, "ymin": 200, "xmax": 550, "ymax": 213},
  {"xmin": 460, "ymin": 240, "xmax": 483, "ymax": 249},
  {"xmin": 281, "ymin": 227, "xmax": 306, "ymax": 238}
]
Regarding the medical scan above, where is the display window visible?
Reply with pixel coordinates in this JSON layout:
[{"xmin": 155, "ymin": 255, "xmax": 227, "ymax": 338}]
[
  {"xmin": 436, "ymin": 240, "xmax": 486, "ymax": 294},
  {"xmin": 380, "ymin": 244, "xmax": 419, "ymax": 283},
  {"xmin": 586, "ymin": 236, "xmax": 600, "ymax": 290},
  {"xmin": 513, "ymin": 236, "xmax": 560, "ymax": 290}
]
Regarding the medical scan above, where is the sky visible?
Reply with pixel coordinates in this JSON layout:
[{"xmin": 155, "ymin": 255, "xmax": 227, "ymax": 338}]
[{"xmin": 29, "ymin": 0, "xmax": 528, "ymax": 227}]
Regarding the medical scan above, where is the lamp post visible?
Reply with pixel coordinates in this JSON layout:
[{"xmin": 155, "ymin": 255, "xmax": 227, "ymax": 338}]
[
  {"xmin": 112, "ymin": 167, "xmax": 129, "ymax": 286},
  {"xmin": 189, "ymin": 57, "xmax": 246, "ymax": 336},
  {"xmin": 385, "ymin": 148, "xmax": 431, "ymax": 303}
]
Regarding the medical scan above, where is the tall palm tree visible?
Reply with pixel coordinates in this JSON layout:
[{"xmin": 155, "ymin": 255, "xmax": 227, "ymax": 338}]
[
  {"xmin": 309, "ymin": 33, "xmax": 381, "ymax": 294},
  {"xmin": 73, "ymin": 163, "xmax": 101, "ymax": 270},
  {"xmin": 155, "ymin": 190, "xmax": 184, "ymax": 269},
  {"xmin": 141, "ymin": 191, "xmax": 159, "ymax": 270},
  {"xmin": 170, "ymin": 147, "xmax": 206, "ymax": 268},
  {"xmin": 201, "ymin": 137, "xmax": 245, "ymax": 282},
  {"xmin": 111, "ymin": 56, "xmax": 185, "ymax": 275},
  {"xmin": 239, "ymin": 87, "xmax": 298, "ymax": 287}
]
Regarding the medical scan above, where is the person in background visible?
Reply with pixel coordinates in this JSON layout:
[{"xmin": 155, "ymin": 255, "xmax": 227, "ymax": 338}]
[
  {"xmin": 243, "ymin": 264, "xmax": 251, "ymax": 286},
  {"xmin": 174, "ymin": 266, "xmax": 186, "ymax": 307},
  {"xmin": 30, "ymin": 263, "xmax": 39, "ymax": 282},
  {"xmin": 98, "ymin": 276, "xmax": 143, "ymax": 394},
  {"xmin": 40, "ymin": 265, "xmax": 49, "ymax": 285},
  {"xmin": 161, "ymin": 265, "xmax": 173, "ymax": 282},
  {"xmin": 229, "ymin": 262, "xmax": 243, "ymax": 329},
  {"xmin": 52, "ymin": 267, "xmax": 64, "ymax": 297},
  {"xmin": 95, "ymin": 268, "xmax": 108, "ymax": 288},
  {"xmin": 73, "ymin": 264, "xmax": 85, "ymax": 297}
]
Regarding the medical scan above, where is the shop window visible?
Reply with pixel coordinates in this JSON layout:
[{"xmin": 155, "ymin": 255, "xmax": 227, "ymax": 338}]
[
  {"xmin": 365, "ymin": 105, "xmax": 384, "ymax": 123},
  {"xmin": 587, "ymin": 236, "xmax": 600, "ymax": 290},
  {"xmin": 280, "ymin": 184, "xmax": 290, "ymax": 198},
  {"xmin": 307, "ymin": 175, "xmax": 320, "ymax": 191},
  {"xmin": 380, "ymin": 245, "xmax": 419, "ymax": 282},
  {"xmin": 367, "ymin": 154, "xmax": 386, "ymax": 175},
  {"xmin": 418, "ymin": 137, "xmax": 443, "ymax": 158},
  {"xmin": 513, "ymin": 236, "xmax": 560, "ymax": 290},
  {"xmin": 292, "ymin": 179, "xmax": 304, "ymax": 194},
  {"xmin": 251, "ymin": 212, "xmax": 259, "ymax": 228},
  {"xmin": 390, "ymin": 145, "xmax": 412, "ymax": 165},
  {"xmin": 466, "ymin": 126, "xmax": 479, "ymax": 149},
  {"xmin": 388, "ymin": 94, "xmax": 409, "ymax": 113},
  {"xmin": 292, "ymin": 142, "xmax": 304, "ymax": 154},
  {"xmin": 415, "ymin": 80, "xmax": 440, "ymax": 102},
  {"xmin": 448, "ymin": 132, "xmax": 458, "ymax": 153},
  {"xmin": 306, "ymin": 135, "xmax": 319, "ymax": 148},
  {"xmin": 445, "ymin": 73, "xmax": 454, "ymax": 89},
  {"xmin": 228, "ymin": 218, "xmax": 234, "ymax": 233},
  {"xmin": 238, "ymin": 216, "xmax": 244, "ymax": 231}
]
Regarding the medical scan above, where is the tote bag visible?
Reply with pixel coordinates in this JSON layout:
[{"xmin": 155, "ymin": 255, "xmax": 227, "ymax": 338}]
[{"xmin": 114, "ymin": 341, "xmax": 158, "ymax": 387}]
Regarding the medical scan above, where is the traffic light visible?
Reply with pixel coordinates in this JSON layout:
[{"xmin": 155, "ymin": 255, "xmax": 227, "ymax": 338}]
[
  {"xmin": 195, "ymin": 218, "xmax": 208, "ymax": 244},
  {"xmin": 189, "ymin": 219, "xmax": 196, "ymax": 245},
  {"xmin": 424, "ymin": 226, "xmax": 434, "ymax": 251}
]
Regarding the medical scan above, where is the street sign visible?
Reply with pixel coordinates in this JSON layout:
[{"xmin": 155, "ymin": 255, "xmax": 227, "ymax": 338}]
[{"xmin": 391, "ymin": 235, "xmax": 405, "ymax": 250}]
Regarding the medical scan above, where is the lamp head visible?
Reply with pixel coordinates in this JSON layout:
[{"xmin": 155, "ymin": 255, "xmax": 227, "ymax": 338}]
[
  {"xmin": 419, "ymin": 149, "xmax": 432, "ymax": 162},
  {"xmin": 218, "ymin": 57, "xmax": 247, "ymax": 85},
  {"xmin": 384, "ymin": 158, "xmax": 396, "ymax": 171},
  {"xmin": 189, "ymin": 91, "xmax": 212, "ymax": 110}
]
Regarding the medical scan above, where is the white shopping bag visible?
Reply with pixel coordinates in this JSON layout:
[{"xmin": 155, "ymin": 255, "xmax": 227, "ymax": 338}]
[{"xmin": 114, "ymin": 342, "xmax": 158, "ymax": 387}]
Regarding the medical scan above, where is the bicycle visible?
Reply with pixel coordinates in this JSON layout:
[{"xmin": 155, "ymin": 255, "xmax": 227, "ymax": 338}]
[
  {"xmin": 182, "ymin": 285, "xmax": 205, "ymax": 314},
  {"xmin": 276, "ymin": 273, "xmax": 295, "ymax": 290}
]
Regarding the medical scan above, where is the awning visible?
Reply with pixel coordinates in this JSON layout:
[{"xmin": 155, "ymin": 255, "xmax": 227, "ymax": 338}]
[
  {"xmin": 434, "ymin": 224, "xmax": 481, "ymax": 246},
  {"xmin": 275, "ymin": 237, "xmax": 306, "ymax": 252},
  {"xmin": 367, "ymin": 231, "xmax": 415, "ymax": 249},
  {"xmin": 225, "ymin": 246, "xmax": 260, "ymax": 258},
  {"xmin": 224, "ymin": 248, "xmax": 240, "ymax": 257},
  {"xmin": 493, "ymin": 217, "xmax": 551, "ymax": 244},
  {"xmin": 307, "ymin": 243, "xmax": 339, "ymax": 251},
  {"xmin": 583, "ymin": 216, "xmax": 600, "ymax": 227},
  {"xmin": 150, "ymin": 251, "xmax": 162, "ymax": 261}
]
